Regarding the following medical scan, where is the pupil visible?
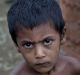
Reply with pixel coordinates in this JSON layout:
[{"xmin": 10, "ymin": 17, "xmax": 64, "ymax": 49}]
[
  {"xmin": 27, "ymin": 42, "xmax": 31, "ymax": 46},
  {"xmin": 46, "ymin": 39, "xmax": 50, "ymax": 43}
]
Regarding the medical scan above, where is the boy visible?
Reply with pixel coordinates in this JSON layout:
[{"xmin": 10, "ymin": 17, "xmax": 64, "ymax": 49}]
[{"xmin": 7, "ymin": 0, "xmax": 80, "ymax": 75}]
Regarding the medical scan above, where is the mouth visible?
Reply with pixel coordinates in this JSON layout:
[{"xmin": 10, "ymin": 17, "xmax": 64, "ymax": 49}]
[{"xmin": 35, "ymin": 62, "xmax": 51, "ymax": 68}]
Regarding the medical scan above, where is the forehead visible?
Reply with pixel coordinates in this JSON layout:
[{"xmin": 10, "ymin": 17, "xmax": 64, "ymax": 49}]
[{"xmin": 16, "ymin": 23, "xmax": 60, "ymax": 41}]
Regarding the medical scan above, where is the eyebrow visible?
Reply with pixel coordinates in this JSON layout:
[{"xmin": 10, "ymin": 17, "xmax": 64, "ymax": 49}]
[
  {"xmin": 40, "ymin": 36, "xmax": 54, "ymax": 42},
  {"xmin": 40, "ymin": 34, "xmax": 56, "ymax": 41},
  {"xmin": 20, "ymin": 36, "xmax": 55, "ymax": 44}
]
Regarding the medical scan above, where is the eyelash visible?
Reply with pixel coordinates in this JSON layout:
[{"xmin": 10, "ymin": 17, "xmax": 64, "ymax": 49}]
[
  {"xmin": 21, "ymin": 38, "xmax": 54, "ymax": 49},
  {"xmin": 42, "ymin": 38, "xmax": 54, "ymax": 46},
  {"xmin": 22, "ymin": 42, "xmax": 34, "ymax": 49}
]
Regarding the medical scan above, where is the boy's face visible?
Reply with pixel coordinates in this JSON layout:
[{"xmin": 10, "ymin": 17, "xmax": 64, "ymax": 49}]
[{"xmin": 16, "ymin": 22, "xmax": 61, "ymax": 73}]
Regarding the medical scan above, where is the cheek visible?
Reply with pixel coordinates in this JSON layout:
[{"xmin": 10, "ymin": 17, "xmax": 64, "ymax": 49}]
[
  {"xmin": 25, "ymin": 55, "xmax": 34, "ymax": 65},
  {"xmin": 47, "ymin": 49, "xmax": 59, "ymax": 59},
  {"xmin": 19, "ymin": 48, "xmax": 35, "ymax": 64},
  {"xmin": 46, "ymin": 42, "xmax": 60, "ymax": 60},
  {"xmin": 23, "ymin": 52, "xmax": 34, "ymax": 62},
  {"xmin": 47, "ymin": 49, "xmax": 60, "ymax": 65}
]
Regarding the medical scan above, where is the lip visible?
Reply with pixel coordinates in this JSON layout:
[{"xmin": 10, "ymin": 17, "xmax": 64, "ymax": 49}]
[{"xmin": 35, "ymin": 62, "xmax": 51, "ymax": 67}]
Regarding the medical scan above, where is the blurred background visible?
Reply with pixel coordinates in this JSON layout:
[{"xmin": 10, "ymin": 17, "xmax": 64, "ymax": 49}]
[
  {"xmin": 0, "ymin": 0, "xmax": 22, "ymax": 75},
  {"xmin": 0, "ymin": 0, "xmax": 80, "ymax": 75}
]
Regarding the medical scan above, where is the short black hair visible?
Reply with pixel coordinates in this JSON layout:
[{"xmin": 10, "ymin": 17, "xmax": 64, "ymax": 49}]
[{"xmin": 7, "ymin": 0, "xmax": 65, "ymax": 45}]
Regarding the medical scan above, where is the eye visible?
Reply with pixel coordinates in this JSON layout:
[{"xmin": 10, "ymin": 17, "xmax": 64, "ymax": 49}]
[
  {"xmin": 22, "ymin": 41, "xmax": 33, "ymax": 49},
  {"xmin": 43, "ymin": 38, "xmax": 54, "ymax": 46}
]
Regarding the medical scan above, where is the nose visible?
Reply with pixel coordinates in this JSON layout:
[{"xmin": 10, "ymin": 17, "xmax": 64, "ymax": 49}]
[{"xmin": 35, "ymin": 45, "xmax": 46, "ymax": 59}]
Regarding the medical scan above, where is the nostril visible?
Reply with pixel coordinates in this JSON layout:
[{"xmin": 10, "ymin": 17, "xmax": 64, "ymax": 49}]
[{"xmin": 35, "ymin": 51, "xmax": 45, "ymax": 58}]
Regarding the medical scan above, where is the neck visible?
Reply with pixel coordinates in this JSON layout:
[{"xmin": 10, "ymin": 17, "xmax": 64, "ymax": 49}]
[{"xmin": 40, "ymin": 72, "xmax": 50, "ymax": 75}]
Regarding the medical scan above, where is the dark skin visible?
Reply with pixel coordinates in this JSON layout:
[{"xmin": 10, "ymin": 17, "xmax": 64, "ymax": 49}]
[{"xmin": 10, "ymin": 22, "xmax": 80, "ymax": 75}]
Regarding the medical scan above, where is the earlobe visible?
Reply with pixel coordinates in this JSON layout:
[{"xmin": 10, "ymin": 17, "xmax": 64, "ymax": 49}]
[
  {"xmin": 18, "ymin": 49, "xmax": 21, "ymax": 53},
  {"xmin": 61, "ymin": 36, "xmax": 66, "ymax": 45},
  {"xmin": 61, "ymin": 26, "xmax": 66, "ymax": 45},
  {"xmin": 16, "ymin": 47, "xmax": 21, "ymax": 53},
  {"xmin": 15, "ymin": 42, "xmax": 21, "ymax": 53}
]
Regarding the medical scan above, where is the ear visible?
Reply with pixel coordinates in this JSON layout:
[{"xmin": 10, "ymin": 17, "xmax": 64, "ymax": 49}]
[
  {"xmin": 16, "ymin": 46, "xmax": 21, "ymax": 53},
  {"xmin": 61, "ymin": 35, "xmax": 66, "ymax": 45},
  {"xmin": 61, "ymin": 26, "xmax": 66, "ymax": 45}
]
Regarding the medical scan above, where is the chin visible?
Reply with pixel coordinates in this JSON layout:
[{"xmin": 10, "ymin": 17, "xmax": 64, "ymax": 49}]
[{"xmin": 34, "ymin": 66, "xmax": 53, "ymax": 73}]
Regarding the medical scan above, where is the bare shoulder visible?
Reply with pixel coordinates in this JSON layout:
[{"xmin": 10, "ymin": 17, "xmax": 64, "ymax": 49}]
[
  {"xmin": 9, "ymin": 60, "xmax": 27, "ymax": 75},
  {"xmin": 61, "ymin": 55, "xmax": 80, "ymax": 69},
  {"xmin": 60, "ymin": 55, "xmax": 80, "ymax": 75}
]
